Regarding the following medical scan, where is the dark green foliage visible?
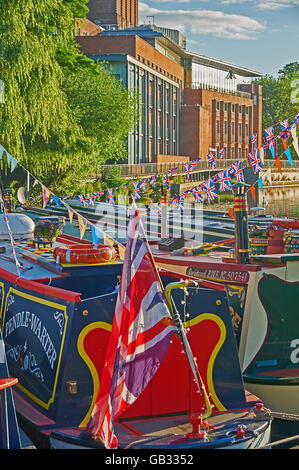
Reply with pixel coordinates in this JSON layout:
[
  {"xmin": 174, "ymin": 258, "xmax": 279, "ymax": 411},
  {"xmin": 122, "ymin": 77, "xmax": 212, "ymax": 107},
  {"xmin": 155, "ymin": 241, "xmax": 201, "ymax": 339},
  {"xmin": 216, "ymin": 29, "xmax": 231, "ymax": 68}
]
[
  {"xmin": 0, "ymin": 0, "xmax": 137, "ymax": 196},
  {"xmin": 256, "ymin": 62, "xmax": 299, "ymax": 131}
]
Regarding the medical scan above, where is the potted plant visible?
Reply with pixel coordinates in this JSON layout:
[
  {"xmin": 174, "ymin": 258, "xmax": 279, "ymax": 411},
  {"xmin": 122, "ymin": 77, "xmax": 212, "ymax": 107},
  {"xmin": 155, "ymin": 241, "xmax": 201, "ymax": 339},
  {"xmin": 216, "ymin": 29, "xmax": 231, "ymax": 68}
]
[{"xmin": 33, "ymin": 219, "xmax": 63, "ymax": 247}]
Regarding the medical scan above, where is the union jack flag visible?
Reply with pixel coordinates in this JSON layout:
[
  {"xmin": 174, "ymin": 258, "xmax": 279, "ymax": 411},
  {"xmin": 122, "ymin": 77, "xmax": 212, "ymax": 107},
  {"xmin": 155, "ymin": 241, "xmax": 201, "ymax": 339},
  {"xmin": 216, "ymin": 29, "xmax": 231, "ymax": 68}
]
[
  {"xmin": 179, "ymin": 193, "xmax": 186, "ymax": 210},
  {"xmin": 218, "ymin": 148, "xmax": 224, "ymax": 161},
  {"xmin": 217, "ymin": 169, "xmax": 232, "ymax": 192},
  {"xmin": 265, "ymin": 126, "xmax": 275, "ymax": 146},
  {"xmin": 140, "ymin": 178, "xmax": 147, "ymax": 192},
  {"xmin": 249, "ymin": 150, "xmax": 263, "ymax": 174},
  {"xmin": 207, "ymin": 153, "xmax": 216, "ymax": 170},
  {"xmin": 108, "ymin": 188, "xmax": 115, "ymax": 205},
  {"xmin": 168, "ymin": 167, "xmax": 177, "ymax": 177},
  {"xmin": 202, "ymin": 179, "xmax": 218, "ymax": 201},
  {"xmin": 184, "ymin": 163, "xmax": 191, "ymax": 181},
  {"xmin": 250, "ymin": 133, "xmax": 257, "ymax": 150},
  {"xmin": 78, "ymin": 194, "xmax": 88, "ymax": 207},
  {"xmin": 277, "ymin": 119, "xmax": 291, "ymax": 140},
  {"xmin": 291, "ymin": 113, "xmax": 299, "ymax": 129},
  {"xmin": 265, "ymin": 126, "xmax": 276, "ymax": 158},
  {"xmin": 85, "ymin": 203, "xmax": 176, "ymax": 448},
  {"xmin": 85, "ymin": 194, "xmax": 95, "ymax": 206},
  {"xmin": 230, "ymin": 160, "xmax": 245, "ymax": 183},
  {"xmin": 133, "ymin": 181, "xmax": 141, "ymax": 199},
  {"xmin": 189, "ymin": 158, "xmax": 200, "ymax": 170},
  {"xmin": 191, "ymin": 186, "xmax": 203, "ymax": 203},
  {"xmin": 163, "ymin": 174, "xmax": 170, "ymax": 190},
  {"xmin": 150, "ymin": 175, "xmax": 157, "ymax": 187}
]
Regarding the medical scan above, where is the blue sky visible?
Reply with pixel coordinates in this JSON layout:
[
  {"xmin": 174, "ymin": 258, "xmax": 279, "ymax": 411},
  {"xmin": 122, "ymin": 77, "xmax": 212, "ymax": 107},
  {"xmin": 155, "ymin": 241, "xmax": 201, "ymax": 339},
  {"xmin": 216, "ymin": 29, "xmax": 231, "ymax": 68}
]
[{"xmin": 138, "ymin": 0, "xmax": 299, "ymax": 76}]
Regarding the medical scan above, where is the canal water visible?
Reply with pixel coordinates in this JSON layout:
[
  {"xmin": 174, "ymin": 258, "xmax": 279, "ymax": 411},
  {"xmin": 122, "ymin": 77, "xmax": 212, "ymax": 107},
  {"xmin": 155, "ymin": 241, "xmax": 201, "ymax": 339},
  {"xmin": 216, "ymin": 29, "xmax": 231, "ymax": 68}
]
[{"xmin": 208, "ymin": 186, "xmax": 299, "ymax": 218}]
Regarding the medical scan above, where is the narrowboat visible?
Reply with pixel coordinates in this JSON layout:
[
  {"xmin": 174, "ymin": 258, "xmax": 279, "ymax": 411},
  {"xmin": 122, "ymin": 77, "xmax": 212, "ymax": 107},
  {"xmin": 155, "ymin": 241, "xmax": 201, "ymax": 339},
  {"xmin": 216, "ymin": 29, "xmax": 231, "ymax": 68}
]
[
  {"xmin": 0, "ymin": 206, "xmax": 271, "ymax": 449},
  {"xmin": 152, "ymin": 184, "xmax": 299, "ymax": 416}
]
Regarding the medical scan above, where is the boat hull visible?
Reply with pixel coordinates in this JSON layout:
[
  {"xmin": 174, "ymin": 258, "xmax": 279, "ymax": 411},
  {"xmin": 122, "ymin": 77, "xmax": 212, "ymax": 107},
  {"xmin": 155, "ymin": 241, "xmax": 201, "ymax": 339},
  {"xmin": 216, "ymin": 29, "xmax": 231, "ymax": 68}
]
[
  {"xmin": 244, "ymin": 381, "xmax": 299, "ymax": 415},
  {"xmin": 49, "ymin": 411, "xmax": 272, "ymax": 450}
]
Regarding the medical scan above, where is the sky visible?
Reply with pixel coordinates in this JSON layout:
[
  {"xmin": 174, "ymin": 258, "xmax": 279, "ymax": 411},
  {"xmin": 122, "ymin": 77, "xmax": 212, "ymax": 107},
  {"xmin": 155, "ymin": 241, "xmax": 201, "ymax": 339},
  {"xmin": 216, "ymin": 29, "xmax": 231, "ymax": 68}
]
[{"xmin": 138, "ymin": 0, "xmax": 299, "ymax": 76}]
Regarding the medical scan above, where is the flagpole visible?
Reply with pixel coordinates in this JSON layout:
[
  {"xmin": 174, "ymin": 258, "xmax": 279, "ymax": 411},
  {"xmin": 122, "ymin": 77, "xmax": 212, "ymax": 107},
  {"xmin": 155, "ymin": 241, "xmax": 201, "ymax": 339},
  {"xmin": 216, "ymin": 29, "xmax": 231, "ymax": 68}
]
[
  {"xmin": 131, "ymin": 197, "xmax": 213, "ymax": 419},
  {"xmin": 164, "ymin": 282, "xmax": 213, "ymax": 420}
]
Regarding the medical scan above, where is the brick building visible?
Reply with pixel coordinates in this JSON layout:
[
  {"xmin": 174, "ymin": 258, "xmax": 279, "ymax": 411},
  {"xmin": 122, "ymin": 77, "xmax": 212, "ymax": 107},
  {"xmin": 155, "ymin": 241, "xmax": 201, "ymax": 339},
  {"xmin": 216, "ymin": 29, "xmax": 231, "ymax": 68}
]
[
  {"xmin": 77, "ymin": 18, "xmax": 263, "ymax": 164},
  {"xmin": 77, "ymin": 33, "xmax": 185, "ymax": 164},
  {"xmin": 86, "ymin": 0, "xmax": 138, "ymax": 30},
  {"xmin": 180, "ymin": 52, "xmax": 263, "ymax": 160},
  {"xmin": 75, "ymin": 18, "xmax": 103, "ymax": 36}
]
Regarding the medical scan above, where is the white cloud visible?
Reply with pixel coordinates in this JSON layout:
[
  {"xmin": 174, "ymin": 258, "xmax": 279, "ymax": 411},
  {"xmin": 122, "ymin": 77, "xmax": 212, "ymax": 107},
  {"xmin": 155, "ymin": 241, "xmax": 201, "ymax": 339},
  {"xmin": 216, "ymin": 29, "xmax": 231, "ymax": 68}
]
[
  {"xmin": 149, "ymin": 0, "xmax": 191, "ymax": 3},
  {"xmin": 221, "ymin": 0, "xmax": 299, "ymax": 8},
  {"xmin": 139, "ymin": 2, "xmax": 265, "ymax": 40}
]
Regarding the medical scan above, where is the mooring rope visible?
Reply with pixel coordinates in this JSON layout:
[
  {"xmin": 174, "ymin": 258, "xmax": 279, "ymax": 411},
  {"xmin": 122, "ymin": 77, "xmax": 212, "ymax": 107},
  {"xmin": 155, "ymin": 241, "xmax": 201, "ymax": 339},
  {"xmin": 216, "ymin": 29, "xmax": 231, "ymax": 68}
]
[{"xmin": 271, "ymin": 411, "xmax": 299, "ymax": 422}]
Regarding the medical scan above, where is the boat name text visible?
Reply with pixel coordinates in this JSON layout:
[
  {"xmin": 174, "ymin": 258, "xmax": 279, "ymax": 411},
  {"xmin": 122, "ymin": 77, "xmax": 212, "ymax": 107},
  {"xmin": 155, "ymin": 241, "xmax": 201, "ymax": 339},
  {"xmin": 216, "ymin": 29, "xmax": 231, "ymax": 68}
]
[{"xmin": 4, "ymin": 311, "xmax": 57, "ymax": 369}]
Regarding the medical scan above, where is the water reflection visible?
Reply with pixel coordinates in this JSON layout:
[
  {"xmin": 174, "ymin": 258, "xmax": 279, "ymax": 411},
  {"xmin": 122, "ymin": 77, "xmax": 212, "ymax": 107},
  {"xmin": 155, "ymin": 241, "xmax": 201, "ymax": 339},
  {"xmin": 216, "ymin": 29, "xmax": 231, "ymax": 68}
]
[
  {"xmin": 204, "ymin": 186, "xmax": 299, "ymax": 218},
  {"xmin": 263, "ymin": 187, "xmax": 299, "ymax": 218}
]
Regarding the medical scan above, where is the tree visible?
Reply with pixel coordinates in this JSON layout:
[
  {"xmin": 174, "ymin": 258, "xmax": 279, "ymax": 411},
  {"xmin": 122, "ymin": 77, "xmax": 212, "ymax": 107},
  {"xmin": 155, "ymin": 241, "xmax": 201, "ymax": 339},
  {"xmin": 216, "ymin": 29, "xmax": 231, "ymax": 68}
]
[
  {"xmin": 256, "ymin": 62, "xmax": 299, "ymax": 130},
  {"xmin": 0, "ymin": 0, "xmax": 137, "ymax": 196}
]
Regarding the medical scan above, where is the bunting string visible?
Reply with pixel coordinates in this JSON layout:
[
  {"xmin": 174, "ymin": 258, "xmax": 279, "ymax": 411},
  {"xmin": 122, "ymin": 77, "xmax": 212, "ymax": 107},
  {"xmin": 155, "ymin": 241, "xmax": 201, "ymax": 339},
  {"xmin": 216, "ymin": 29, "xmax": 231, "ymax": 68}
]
[{"xmin": 0, "ymin": 111, "xmax": 298, "ymax": 231}]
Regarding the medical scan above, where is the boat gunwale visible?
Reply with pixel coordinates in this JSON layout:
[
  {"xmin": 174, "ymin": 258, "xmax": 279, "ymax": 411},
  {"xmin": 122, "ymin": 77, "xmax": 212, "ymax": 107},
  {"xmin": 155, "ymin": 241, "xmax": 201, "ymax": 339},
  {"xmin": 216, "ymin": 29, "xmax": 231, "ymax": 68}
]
[{"xmin": 0, "ymin": 266, "xmax": 82, "ymax": 303}]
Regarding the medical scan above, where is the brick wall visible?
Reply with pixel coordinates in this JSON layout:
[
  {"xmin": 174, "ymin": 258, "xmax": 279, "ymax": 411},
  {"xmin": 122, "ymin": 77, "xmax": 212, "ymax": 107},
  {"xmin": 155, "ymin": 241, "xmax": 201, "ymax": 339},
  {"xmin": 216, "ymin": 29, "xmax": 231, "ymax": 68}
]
[
  {"xmin": 77, "ymin": 35, "xmax": 184, "ymax": 84},
  {"xmin": 87, "ymin": 0, "xmax": 138, "ymax": 29},
  {"xmin": 180, "ymin": 87, "xmax": 261, "ymax": 160},
  {"xmin": 75, "ymin": 18, "xmax": 103, "ymax": 36}
]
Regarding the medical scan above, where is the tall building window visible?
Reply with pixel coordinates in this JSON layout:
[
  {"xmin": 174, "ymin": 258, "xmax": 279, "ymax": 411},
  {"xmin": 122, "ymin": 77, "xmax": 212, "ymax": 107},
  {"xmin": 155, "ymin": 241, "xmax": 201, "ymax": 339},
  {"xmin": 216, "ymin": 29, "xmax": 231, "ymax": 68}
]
[
  {"xmin": 216, "ymin": 120, "xmax": 220, "ymax": 140},
  {"xmin": 224, "ymin": 121, "xmax": 227, "ymax": 141}
]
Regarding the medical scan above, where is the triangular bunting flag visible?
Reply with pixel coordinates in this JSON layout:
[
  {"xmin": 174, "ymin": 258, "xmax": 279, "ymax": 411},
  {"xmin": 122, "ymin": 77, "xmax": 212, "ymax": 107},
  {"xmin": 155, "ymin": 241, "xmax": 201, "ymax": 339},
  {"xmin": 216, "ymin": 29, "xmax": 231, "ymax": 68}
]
[
  {"xmin": 68, "ymin": 207, "xmax": 74, "ymax": 224},
  {"xmin": 291, "ymin": 127, "xmax": 299, "ymax": 157},
  {"xmin": 250, "ymin": 184, "xmax": 256, "ymax": 202},
  {"xmin": 6, "ymin": 152, "xmax": 12, "ymax": 166},
  {"xmin": 78, "ymin": 214, "xmax": 87, "ymax": 240},
  {"xmin": 228, "ymin": 208, "xmax": 234, "ymax": 219},
  {"xmin": 0, "ymin": 144, "xmax": 4, "ymax": 159},
  {"xmin": 118, "ymin": 244, "xmax": 125, "ymax": 260},
  {"xmin": 275, "ymin": 157, "xmax": 282, "ymax": 174},
  {"xmin": 103, "ymin": 233, "xmax": 114, "ymax": 247},
  {"xmin": 258, "ymin": 176, "xmax": 264, "ymax": 193},
  {"xmin": 42, "ymin": 185, "xmax": 51, "ymax": 208},
  {"xmin": 281, "ymin": 138, "xmax": 294, "ymax": 166},
  {"xmin": 91, "ymin": 225, "xmax": 101, "ymax": 245},
  {"xmin": 10, "ymin": 156, "xmax": 18, "ymax": 172}
]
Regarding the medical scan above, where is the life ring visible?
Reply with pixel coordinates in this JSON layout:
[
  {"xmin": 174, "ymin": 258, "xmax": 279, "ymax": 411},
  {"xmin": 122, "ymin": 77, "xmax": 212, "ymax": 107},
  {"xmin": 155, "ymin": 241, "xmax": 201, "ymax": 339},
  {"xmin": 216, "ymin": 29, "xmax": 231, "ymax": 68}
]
[{"xmin": 53, "ymin": 244, "xmax": 117, "ymax": 264}]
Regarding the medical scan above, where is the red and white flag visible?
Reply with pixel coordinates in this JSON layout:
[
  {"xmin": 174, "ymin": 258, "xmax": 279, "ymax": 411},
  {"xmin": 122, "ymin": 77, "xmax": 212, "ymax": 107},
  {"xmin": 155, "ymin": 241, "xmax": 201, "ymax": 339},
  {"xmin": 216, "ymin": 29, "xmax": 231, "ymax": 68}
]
[{"xmin": 85, "ymin": 203, "xmax": 176, "ymax": 448}]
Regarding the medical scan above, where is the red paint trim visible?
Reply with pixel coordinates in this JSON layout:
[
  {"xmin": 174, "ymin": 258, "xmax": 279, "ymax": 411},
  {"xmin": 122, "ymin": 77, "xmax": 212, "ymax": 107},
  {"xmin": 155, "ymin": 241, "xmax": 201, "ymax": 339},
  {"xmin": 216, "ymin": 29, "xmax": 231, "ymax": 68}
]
[
  {"xmin": 160, "ymin": 269, "xmax": 226, "ymax": 292},
  {"xmin": 0, "ymin": 378, "xmax": 18, "ymax": 390},
  {"xmin": 258, "ymin": 368, "xmax": 299, "ymax": 378},
  {"xmin": 0, "ymin": 267, "xmax": 81, "ymax": 303},
  {"xmin": 56, "ymin": 234, "xmax": 92, "ymax": 245},
  {"xmin": 154, "ymin": 255, "xmax": 261, "ymax": 272}
]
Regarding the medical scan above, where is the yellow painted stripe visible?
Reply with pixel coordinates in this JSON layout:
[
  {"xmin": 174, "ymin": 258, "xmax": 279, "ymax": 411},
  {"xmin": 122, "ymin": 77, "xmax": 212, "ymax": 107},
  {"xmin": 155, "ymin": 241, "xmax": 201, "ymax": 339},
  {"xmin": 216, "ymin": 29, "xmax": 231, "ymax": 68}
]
[
  {"xmin": 184, "ymin": 313, "xmax": 227, "ymax": 411},
  {"xmin": 77, "ymin": 321, "xmax": 112, "ymax": 427}
]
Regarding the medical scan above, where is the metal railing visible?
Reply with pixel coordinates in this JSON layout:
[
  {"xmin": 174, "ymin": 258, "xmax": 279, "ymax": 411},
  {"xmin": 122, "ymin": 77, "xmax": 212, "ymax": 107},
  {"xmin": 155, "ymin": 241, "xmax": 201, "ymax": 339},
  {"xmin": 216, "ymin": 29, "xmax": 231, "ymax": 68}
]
[{"xmin": 92, "ymin": 158, "xmax": 299, "ymax": 181}]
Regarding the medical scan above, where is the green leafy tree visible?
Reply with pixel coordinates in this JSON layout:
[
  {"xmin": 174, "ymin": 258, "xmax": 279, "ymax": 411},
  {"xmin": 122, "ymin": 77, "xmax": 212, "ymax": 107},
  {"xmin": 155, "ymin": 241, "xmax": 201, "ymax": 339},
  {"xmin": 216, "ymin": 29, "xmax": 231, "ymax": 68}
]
[
  {"xmin": 257, "ymin": 62, "xmax": 299, "ymax": 130},
  {"xmin": 0, "ymin": 0, "xmax": 137, "ymax": 196}
]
